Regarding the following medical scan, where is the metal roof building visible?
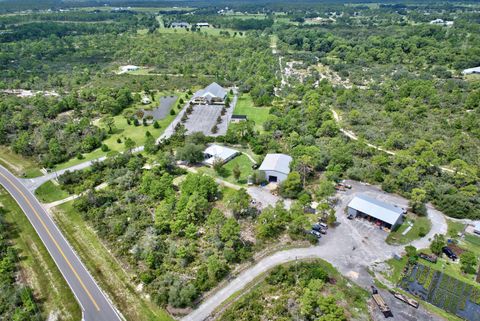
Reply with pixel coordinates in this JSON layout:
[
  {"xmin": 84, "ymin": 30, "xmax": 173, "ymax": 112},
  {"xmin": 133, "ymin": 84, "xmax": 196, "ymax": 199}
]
[
  {"xmin": 192, "ymin": 82, "xmax": 227, "ymax": 104},
  {"xmin": 203, "ymin": 144, "xmax": 239, "ymax": 166},
  {"xmin": 347, "ymin": 194, "xmax": 405, "ymax": 229},
  {"xmin": 462, "ymin": 67, "xmax": 480, "ymax": 75},
  {"xmin": 259, "ymin": 153, "xmax": 292, "ymax": 183}
]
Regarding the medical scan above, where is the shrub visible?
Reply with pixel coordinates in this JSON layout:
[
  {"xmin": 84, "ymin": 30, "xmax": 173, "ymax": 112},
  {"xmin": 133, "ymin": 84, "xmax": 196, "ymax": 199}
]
[
  {"xmin": 101, "ymin": 144, "xmax": 109, "ymax": 152},
  {"xmin": 170, "ymin": 109, "xmax": 176, "ymax": 116},
  {"xmin": 153, "ymin": 121, "xmax": 160, "ymax": 129}
]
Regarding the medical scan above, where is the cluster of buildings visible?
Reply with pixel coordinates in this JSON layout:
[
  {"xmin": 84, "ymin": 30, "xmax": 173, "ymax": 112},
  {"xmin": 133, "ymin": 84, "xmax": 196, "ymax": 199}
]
[
  {"xmin": 202, "ymin": 144, "xmax": 293, "ymax": 184},
  {"xmin": 170, "ymin": 22, "xmax": 210, "ymax": 28}
]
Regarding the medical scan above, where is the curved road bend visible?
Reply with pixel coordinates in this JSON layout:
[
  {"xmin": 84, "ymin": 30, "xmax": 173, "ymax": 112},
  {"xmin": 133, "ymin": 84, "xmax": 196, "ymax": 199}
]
[{"xmin": 0, "ymin": 165, "xmax": 123, "ymax": 321}]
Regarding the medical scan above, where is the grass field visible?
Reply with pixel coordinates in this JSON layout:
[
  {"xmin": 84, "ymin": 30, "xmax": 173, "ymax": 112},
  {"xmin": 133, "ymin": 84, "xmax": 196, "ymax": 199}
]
[
  {"xmin": 158, "ymin": 26, "xmax": 245, "ymax": 37},
  {"xmin": 53, "ymin": 202, "xmax": 173, "ymax": 321},
  {"xmin": 233, "ymin": 94, "xmax": 272, "ymax": 131},
  {"xmin": 386, "ymin": 214, "xmax": 431, "ymax": 245},
  {"xmin": 0, "ymin": 145, "xmax": 42, "ymax": 178},
  {"xmin": 199, "ymin": 154, "xmax": 254, "ymax": 185},
  {"xmin": 0, "ymin": 188, "xmax": 81, "ymax": 321},
  {"xmin": 447, "ymin": 219, "xmax": 465, "ymax": 237},
  {"xmin": 35, "ymin": 180, "xmax": 71, "ymax": 203},
  {"xmin": 55, "ymin": 92, "xmax": 183, "ymax": 170}
]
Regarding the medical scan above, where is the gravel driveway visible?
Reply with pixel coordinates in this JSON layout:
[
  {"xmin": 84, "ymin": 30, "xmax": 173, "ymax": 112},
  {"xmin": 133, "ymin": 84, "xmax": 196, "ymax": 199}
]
[{"xmin": 183, "ymin": 180, "xmax": 448, "ymax": 321}]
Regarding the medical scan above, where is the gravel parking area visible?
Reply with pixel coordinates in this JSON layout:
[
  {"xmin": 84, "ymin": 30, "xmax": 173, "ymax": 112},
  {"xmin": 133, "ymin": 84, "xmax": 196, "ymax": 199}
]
[{"xmin": 184, "ymin": 180, "xmax": 447, "ymax": 321}]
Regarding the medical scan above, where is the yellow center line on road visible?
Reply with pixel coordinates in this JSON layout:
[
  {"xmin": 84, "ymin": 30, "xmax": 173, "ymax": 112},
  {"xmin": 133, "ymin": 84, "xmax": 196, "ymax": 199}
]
[{"xmin": 0, "ymin": 171, "xmax": 101, "ymax": 312}]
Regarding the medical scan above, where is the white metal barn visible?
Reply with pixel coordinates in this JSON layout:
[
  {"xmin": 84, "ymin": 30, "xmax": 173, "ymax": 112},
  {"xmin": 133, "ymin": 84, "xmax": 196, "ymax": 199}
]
[
  {"xmin": 258, "ymin": 153, "xmax": 292, "ymax": 183},
  {"xmin": 203, "ymin": 144, "xmax": 239, "ymax": 166}
]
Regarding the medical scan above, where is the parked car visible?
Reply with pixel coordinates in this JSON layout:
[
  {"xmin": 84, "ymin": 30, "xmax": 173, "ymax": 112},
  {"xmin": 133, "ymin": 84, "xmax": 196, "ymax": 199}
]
[
  {"xmin": 312, "ymin": 224, "xmax": 327, "ymax": 234},
  {"xmin": 442, "ymin": 247, "xmax": 457, "ymax": 260},
  {"xmin": 309, "ymin": 230, "xmax": 322, "ymax": 238},
  {"xmin": 334, "ymin": 184, "xmax": 346, "ymax": 191},
  {"xmin": 247, "ymin": 176, "xmax": 254, "ymax": 186},
  {"xmin": 339, "ymin": 180, "xmax": 352, "ymax": 189},
  {"xmin": 251, "ymin": 164, "xmax": 259, "ymax": 170},
  {"xmin": 319, "ymin": 222, "xmax": 328, "ymax": 230}
]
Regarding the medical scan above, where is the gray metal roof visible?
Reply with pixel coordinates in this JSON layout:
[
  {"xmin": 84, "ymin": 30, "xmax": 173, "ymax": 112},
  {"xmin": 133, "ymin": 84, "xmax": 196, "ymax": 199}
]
[
  {"xmin": 171, "ymin": 22, "xmax": 189, "ymax": 27},
  {"xmin": 193, "ymin": 82, "xmax": 227, "ymax": 100},
  {"xmin": 204, "ymin": 144, "xmax": 238, "ymax": 165},
  {"xmin": 258, "ymin": 154, "xmax": 292, "ymax": 175},
  {"xmin": 462, "ymin": 67, "xmax": 480, "ymax": 75},
  {"xmin": 348, "ymin": 194, "xmax": 404, "ymax": 226}
]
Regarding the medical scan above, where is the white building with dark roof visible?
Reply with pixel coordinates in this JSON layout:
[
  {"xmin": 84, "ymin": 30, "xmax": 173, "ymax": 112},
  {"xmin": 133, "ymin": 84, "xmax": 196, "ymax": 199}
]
[
  {"xmin": 258, "ymin": 153, "xmax": 292, "ymax": 183},
  {"xmin": 204, "ymin": 144, "xmax": 239, "ymax": 166},
  {"xmin": 192, "ymin": 82, "xmax": 227, "ymax": 105},
  {"xmin": 347, "ymin": 194, "xmax": 405, "ymax": 230}
]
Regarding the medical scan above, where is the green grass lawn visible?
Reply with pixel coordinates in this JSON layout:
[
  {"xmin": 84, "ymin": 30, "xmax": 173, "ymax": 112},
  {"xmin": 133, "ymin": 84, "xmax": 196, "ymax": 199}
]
[
  {"xmin": 198, "ymin": 154, "xmax": 253, "ymax": 185},
  {"xmin": 447, "ymin": 219, "xmax": 465, "ymax": 238},
  {"xmin": 0, "ymin": 188, "xmax": 81, "ymax": 321},
  {"xmin": 35, "ymin": 180, "xmax": 71, "ymax": 203},
  {"xmin": 53, "ymin": 201, "xmax": 173, "ymax": 321},
  {"xmin": 386, "ymin": 214, "xmax": 431, "ymax": 245},
  {"xmin": 0, "ymin": 145, "xmax": 43, "ymax": 178},
  {"xmin": 233, "ymin": 94, "xmax": 272, "ymax": 132},
  {"xmin": 55, "ymin": 92, "xmax": 183, "ymax": 170}
]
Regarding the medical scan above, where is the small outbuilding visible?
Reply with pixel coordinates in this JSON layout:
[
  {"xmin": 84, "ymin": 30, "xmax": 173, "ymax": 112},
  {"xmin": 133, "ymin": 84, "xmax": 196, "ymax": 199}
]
[
  {"xmin": 462, "ymin": 67, "xmax": 480, "ymax": 75},
  {"xmin": 231, "ymin": 115, "xmax": 247, "ymax": 123},
  {"xmin": 204, "ymin": 144, "xmax": 239, "ymax": 166},
  {"xmin": 119, "ymin": 65, "xmax": 139, "ymax": 74},
  {"xmin": 347, "ymin": 194, "xmax": 405, "ymax": 230},
  {"xmin": 258, "ymin": 153, "xmax": 292, "ymax": 183},
  {"xmin": 474, "ymin": 223, "xmax": 480, "ymax": 235}
]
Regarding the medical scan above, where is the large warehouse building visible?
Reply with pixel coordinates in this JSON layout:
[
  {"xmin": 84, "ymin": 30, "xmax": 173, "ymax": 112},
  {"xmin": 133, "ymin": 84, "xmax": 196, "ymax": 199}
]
[
  {"xmin": 347, "ymin": 194, "xmax": 405, "ymax": 230},
  {"xmin": 258, "ymin": 153, "xmax": 292, "ymax": 183}
]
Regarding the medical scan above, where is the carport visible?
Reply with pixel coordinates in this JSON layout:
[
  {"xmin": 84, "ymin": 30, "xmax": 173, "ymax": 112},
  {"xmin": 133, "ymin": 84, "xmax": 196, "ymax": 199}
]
[{"xmin": 347, "ymin": 194, "xmax": 405, "ymax": 230}]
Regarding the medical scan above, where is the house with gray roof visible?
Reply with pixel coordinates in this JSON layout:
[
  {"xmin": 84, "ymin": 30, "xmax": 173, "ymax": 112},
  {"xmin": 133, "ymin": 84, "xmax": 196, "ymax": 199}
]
[
  {"xmin": 171, "ymin": 22, "xmax": 190, "ymax": 28},
  {"xmin": 192, "ymin": 82, "xmax": 227, "ymax": 105},
  {"xmin": 347, "ymin": 194, "xmax": 406, "ymax": 230},
  {"xmin": 258, "ymin": 153, "xmax": 292, "ymax": 183}
]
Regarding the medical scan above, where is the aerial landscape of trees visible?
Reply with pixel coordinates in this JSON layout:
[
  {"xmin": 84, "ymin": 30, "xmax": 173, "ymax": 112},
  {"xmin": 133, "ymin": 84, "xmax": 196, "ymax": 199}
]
[{"xmin": 0, "ymin": 1, "xmax": 480, "ymax": 320}]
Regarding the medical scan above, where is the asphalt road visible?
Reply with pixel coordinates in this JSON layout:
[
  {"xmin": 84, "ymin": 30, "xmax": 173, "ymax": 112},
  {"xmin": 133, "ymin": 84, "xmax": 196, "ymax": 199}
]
[{"xmin": 0, "ymin": 165, "xmax": 123, "ymax": 321}]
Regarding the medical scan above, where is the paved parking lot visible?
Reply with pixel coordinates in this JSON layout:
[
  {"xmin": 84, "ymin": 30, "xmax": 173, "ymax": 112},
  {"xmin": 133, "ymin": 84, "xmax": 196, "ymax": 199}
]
[
  {"xmin": 160, "ymin": 94, "xmax": 237, "ymax": 140},
  {"xmin": 184, "ymin": 104, "xmax": 228, "ymax": 136}
]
